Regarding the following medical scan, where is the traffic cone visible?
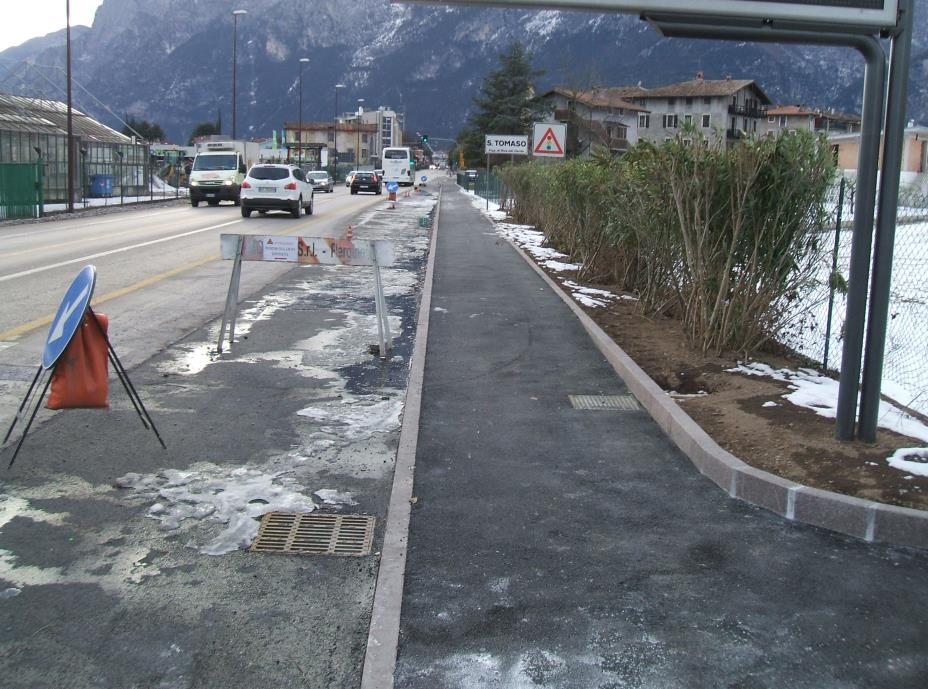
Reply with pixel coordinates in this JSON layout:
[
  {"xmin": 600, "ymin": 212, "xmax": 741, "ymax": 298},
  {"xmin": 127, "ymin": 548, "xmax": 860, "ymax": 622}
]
[{"xmin": 346, "ymin": 225, "xmax": 353, "ymax": 241}]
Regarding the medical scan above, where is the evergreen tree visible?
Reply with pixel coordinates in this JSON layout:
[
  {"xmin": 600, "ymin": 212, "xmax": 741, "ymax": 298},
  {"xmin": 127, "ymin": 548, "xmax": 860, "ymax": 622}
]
[
  {"xmin": 188, "ymin": 121, "xmax": 221, "ymax": 145},
  {"xmin": 122, "ymin": 117, "xmax": 165, "ymax": 142},
  {"xmin": 457, "ymin": 42, "xmax": 544, "ymax": 167}
]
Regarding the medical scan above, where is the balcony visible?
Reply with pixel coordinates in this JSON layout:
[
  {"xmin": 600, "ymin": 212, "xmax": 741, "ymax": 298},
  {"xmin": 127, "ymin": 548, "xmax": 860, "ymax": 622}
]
[
  {"xmin": 726, "ymin": 128, "xmax": 747, "ymax": 141},
  {"xmin": 728, "ymin": 104, "xmax": 765, "ymax": 119}
]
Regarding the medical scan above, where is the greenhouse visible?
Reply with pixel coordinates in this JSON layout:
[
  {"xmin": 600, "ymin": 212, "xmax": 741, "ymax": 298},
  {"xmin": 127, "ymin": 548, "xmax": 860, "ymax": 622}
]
[{"xmin": 0, "ymin": 93, "xmax": 149, "ymax": 209}]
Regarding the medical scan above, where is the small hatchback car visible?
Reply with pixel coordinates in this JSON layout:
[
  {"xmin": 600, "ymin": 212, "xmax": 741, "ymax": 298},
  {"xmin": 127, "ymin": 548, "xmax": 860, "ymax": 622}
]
[
  {"xmin": 240, "ymin": 164, "xmax": 314, "ymax": 218},
  {"xmin": 306, "ymin": 170, "xmax": 334, "ymax": 193},
  {"xmin": 350, "ymin": 171, "xmax": 383, "ymax": 195}
]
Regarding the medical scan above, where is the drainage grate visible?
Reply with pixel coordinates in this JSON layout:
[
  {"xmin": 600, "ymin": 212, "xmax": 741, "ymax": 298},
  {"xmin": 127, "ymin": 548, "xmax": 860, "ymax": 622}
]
[
  {"xmin": 250, "ymin": 512, "xmax": 375, "ymax": 556},
  {"xmin": 569, "ymin": 395, "xmax": 640, "ymax": 411}
]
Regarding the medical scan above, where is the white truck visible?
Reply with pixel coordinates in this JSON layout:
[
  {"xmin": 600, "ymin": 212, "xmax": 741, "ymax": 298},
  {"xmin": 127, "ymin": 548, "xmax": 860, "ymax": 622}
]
[{"xmin": 189, "ymin": 140, "xmax": 260, "ymax": 207}]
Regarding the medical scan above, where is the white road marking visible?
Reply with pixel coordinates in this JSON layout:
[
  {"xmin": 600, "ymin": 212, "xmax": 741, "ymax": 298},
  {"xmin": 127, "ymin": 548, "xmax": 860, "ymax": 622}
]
[
  {"xmin": 48, "ymin": 284, "xmax": 90, "ymax": 342},
  {"xmin": 0, "ymin": 219, "xmax": 242, "ymax": 283}
]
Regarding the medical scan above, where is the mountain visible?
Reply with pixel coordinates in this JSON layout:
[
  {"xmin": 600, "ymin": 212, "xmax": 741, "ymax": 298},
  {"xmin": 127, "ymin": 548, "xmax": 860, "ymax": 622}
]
[{"xmin": 0, "ymin": 0, "xmax": 925, "ymax": 145}]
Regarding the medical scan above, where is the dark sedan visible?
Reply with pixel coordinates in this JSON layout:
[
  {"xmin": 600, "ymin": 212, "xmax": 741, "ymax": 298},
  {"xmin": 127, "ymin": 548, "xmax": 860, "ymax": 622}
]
[{"xmin": 350, "ymin": 172, "xmax": 382, "ymax": 195}]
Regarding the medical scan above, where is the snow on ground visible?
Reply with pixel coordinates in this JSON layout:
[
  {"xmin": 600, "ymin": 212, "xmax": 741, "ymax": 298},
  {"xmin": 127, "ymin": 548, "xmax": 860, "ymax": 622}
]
[
  {"xmin": 115, "ymin": 463, "xmax": 320, "ymax": 556},
  {"xmin": 119, "ymin": 194, "xmax": 434, "ymax": 554},
  {"xmin": 732, "ymin": 362, "xmax": 928, "ymax": 472},
  {"xmin": 888, "ymin": 448, "xmax": 928, "ymax": 478}
]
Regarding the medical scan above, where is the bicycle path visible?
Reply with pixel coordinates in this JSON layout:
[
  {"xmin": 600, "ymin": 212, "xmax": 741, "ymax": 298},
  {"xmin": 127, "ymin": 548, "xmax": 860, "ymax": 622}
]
[{"xmin": 390, "ymin": 184, "xmax": 928, "ymax": 689}]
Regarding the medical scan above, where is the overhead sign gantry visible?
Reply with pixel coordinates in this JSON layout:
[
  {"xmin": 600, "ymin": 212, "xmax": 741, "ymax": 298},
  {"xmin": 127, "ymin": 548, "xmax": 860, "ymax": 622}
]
[{"xmin": 411, "ymin": 0, "xmax": 899, "ymax": 30}]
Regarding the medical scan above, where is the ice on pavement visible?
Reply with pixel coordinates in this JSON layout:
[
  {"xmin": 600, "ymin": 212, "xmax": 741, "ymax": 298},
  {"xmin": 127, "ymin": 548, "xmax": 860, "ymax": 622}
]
[{"xmin": 297, "ymin": 393, "xmax": 404, "ymax": 442}]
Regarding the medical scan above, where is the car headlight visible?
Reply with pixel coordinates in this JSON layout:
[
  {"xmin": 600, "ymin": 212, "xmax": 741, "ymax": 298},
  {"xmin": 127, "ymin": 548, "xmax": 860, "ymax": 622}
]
[
  {"xmin": 190, "ymin": 180, "xmax": 199, "ymax": 187},
  {"xmin": 223, "ymin": 179, "xmax": 234, "ymax": 186}
]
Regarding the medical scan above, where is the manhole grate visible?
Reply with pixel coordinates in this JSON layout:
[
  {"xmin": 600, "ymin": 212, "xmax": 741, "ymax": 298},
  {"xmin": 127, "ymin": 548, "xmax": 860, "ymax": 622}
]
[
  {"xmin": 250, "ymin": 512, "xmax": 375, "ymax": 556},
  {"xmin": 569, "ymin": 395, "xmax": 640, "ymax": 411}
]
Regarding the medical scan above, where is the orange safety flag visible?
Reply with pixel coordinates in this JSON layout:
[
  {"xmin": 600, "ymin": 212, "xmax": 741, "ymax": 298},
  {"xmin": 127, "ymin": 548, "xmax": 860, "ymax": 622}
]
[{"xmin": 46, "ymin": 312, "xmax": 110, "ymax": 409}]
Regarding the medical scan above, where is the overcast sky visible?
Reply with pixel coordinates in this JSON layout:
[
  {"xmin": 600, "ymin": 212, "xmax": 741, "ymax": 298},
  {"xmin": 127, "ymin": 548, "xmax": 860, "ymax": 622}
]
[{"xmin": 0, "ymin": 0, "xmax": 104, "ymax": 54}]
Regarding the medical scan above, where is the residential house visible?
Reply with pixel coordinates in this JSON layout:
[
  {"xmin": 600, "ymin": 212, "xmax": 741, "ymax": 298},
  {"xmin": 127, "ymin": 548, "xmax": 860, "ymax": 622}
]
[
  {"xmin": 283, "ymin": 120, "xmax": 378, "ymax": 168},
  {"xmin": 636, "ymin": 74, "xmax": 771, "ymax": 144},
  {"xmin": 761, "ymin": 105, "xmax": 861, "ymax": 137},
  {"xmin": 536, "ymin": 86, "xmax": 647, "ymax": 157},
  {"xmin": 537, "ymin": 74, "xmax": 772, "ymax": 154}
]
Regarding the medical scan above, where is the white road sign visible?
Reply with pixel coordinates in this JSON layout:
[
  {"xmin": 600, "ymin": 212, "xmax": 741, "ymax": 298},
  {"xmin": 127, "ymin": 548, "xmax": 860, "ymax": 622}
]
[{"xmin": 485, "ymin": 134, "xmax": 529, "ymax": 155}]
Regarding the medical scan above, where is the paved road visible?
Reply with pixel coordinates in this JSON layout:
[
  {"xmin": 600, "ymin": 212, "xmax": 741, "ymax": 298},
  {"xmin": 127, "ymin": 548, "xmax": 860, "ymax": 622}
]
[
  {"xmin": 0, "ymin": 182, "xmax": 437, "ymax": 688},
  {"xmin": 0, "ymin": 189, "xmax": 382, "ymax": 428},
  {"xmin": 392, "ymin": 185, "xmax": 928, "ymax": 689}
]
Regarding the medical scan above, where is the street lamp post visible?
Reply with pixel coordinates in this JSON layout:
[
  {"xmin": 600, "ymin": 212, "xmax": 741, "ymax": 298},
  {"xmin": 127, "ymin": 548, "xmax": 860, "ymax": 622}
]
[
  {"xmin": 356, "ymin": 98, "xmax": 365, "ymax": 167},
  {"xmin": 66, "ymin": 0, "xmax": 75, "ymax": 212},
  {"xmin": 334, "ymin": 83, "xmax": 345, "ymax": 181},
  {"xmin": 231, "ymin": 9, "xmax": 247, "ymax": 139},
  {"xmin": 298, "ymin": 57, "xmax": 309, "ymax": 167}
]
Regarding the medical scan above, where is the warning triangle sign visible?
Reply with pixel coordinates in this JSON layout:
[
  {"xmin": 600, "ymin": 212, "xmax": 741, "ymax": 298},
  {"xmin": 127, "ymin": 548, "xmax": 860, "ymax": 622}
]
[{"xmin": 533, "ymin": 126, "xmax": 565, "ymax": 156}]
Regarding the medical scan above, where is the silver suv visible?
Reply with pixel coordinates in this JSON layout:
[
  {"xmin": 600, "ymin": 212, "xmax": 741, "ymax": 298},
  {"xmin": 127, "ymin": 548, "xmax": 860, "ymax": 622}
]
[
  {"xmin": 240, "ymin": 164, "xmax": 314, "ymax": 218},
  {"xmin": 306, "ymin": 171, "xmax": 334, "ymax": 193}
]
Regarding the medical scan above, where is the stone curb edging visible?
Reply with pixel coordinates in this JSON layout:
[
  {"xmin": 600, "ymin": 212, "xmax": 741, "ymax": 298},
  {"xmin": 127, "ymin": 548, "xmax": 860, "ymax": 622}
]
[
  {"xmin": 503, "ymin": 227, "xmax": 928, "ymax": 552},
  {"xmin": 359, "ymin": 189, "xmax": 443, "ymax": 689}
]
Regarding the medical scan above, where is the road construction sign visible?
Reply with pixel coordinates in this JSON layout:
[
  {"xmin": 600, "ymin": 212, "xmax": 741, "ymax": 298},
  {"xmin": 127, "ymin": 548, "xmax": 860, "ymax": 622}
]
[
  {"xmin": 220, "ymin": 234, "xmax": 395, "ymax": 266},
  {"xmin": 532, "ymin": 123, "xmax": 566, "ymax": 158}
]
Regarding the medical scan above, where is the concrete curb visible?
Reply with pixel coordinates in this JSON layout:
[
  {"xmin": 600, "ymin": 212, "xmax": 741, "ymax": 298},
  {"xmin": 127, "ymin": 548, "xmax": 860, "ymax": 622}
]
[
  {"xmin": 504, "ymin": 226, "xmax": 928, "ymax": 552},
  {"xmin": 359, "ymin": 188, "xmax": 442, "ymax": 689}
]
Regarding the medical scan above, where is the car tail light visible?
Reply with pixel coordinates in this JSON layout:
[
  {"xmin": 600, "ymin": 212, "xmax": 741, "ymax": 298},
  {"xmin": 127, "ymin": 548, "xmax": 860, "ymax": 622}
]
[
  {"xmin": 285, "ymin": 182, "xmax": 297, "ymax": 190},
  {"xmin": 241, "ymin": 180, "xmax": 251, "ymax": 188}
]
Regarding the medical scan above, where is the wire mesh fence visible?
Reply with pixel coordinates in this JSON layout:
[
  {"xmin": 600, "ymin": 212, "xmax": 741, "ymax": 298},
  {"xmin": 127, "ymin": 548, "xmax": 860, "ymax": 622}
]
[
  {"xmin": 755, "ymin": 177, "xmax": 928, "ymax": 415},
  {"xmin": 457, "ymin": 170, "xmax": 506, "ymax": 206}
]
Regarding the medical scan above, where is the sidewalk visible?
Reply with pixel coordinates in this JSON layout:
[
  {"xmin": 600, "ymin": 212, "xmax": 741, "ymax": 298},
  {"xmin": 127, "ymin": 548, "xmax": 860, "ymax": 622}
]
[{"xmin": 389, "ymin": 185, "xmax": 928, "ymax": 688}]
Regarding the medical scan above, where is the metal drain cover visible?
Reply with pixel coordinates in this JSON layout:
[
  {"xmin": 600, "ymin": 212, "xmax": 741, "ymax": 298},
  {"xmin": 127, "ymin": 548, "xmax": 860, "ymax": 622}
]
[
  {"xmin": 251, "ymin": 512, "xmax": 375, "ymax": 556},
  {"xmin": 569, "ymin": 395, "xmax": 640, "ymax": 411}
]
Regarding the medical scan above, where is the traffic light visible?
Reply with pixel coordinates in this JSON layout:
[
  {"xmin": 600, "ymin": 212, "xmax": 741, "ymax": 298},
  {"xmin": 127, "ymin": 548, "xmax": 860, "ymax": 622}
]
[{"xmin": 422, "ymin": 134, "xmax": 429, "ymax": 145}]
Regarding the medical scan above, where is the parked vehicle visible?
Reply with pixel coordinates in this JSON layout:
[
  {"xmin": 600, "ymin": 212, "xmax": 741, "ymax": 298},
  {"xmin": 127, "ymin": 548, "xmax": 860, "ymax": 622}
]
[
  {"xmin": 345, "ymin": 170, "xmax": 359, "ymax": 187},
  {"xmin": 350, "ymin": 171, "xmax": 383, "ymax": 195},
  {"xmin": 240, "ymin": 164, "xmax": 314, "ymax": 218},
  {"xmin": 188, "ymin": 140, "xmax": 260, "ymax": 207},
  {"xmin": 306, "ymin": 171, "xmax": 334, "ymax": 193},
  {"xmin": 381, "ymin": 147, "xmax": 414, "ymax": 187}
]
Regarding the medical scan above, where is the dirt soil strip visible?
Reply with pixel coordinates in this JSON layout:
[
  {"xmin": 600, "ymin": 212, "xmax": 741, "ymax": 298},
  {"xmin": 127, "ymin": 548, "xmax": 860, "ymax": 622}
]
[{"xmin": 500, "ymin": 230, "xmax": 928, "ymax": 552}]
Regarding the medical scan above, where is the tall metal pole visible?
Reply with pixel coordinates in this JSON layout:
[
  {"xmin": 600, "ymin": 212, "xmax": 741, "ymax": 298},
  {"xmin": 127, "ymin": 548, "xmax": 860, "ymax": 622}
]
[
  {"xmin": 334, "ymin": 84, "xmax": 345, "ymax": 181},
  {"xmin": 298, "ymin": 58, "xmax": 309, "ymax": 168},
  {"xmin": 231, "ymin": 9, "xmax": 247, "ymax": 139},
  {"xmin": 357, "ymin": 98, "xmax": 365, "ymax": 167},
  {"xmin": 858, "ymin": 0, "xmax": 915, "ymax": 442},
  {"xmin": 65, "ymin": 0, "xmax": 75, "ymax": 212}
]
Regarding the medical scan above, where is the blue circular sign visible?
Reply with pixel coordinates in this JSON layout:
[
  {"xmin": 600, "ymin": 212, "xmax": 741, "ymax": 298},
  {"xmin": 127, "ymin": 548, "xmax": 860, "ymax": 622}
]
[
  {"xmin": 43, "ymin": 265, "xmax": 97, "ymax": 370},
  {"xmin": 387, "ymin": 182, "xmax": 399, "ymax": 193},
  {"xmin": 420, "ymin": 176, "xmax": 427, "ymax": 182}
]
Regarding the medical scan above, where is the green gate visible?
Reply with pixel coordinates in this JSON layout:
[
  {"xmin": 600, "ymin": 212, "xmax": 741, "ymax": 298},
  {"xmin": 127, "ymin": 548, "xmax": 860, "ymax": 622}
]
[{"xmin": 0, "ymin": 162, "xmax": 43, "ymax": 220}]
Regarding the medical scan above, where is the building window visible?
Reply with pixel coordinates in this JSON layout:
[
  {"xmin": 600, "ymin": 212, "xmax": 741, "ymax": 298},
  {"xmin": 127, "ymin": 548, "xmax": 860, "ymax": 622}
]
[
  {"xmin": 668, "ymin": 97, "xmax": 676, "ymax": 106},
  {"xmin": 768, "ymin": 116, "xmax": 776, "ymax": 123},
  {"xmin": 704, "ymin": 97, "xmax": 711, "ymax": 105},
  {"xmin": 638, "ymin": 113, "xmax": 650, "ymax": 128},
  {"xmin": 327, "ymin": 129, "xmax": 335, "ymax": 142},
  {"xmin": 685, "ymin": 97, "xmax": 693, "ymax": 106},
  {"xmin": 684, "ymin": 114, "xmax": 693, "ymax": 126},
  {"xmin": 662, "ymin": 114, "xmax": 678, "ymax": 128},
  {"xmin": 702, "ymin": 114, "xmax": 711, "ymax": 128},
  {"xmin": 779, "ymin": 116, "xmax": 787, "ymax": 127}
]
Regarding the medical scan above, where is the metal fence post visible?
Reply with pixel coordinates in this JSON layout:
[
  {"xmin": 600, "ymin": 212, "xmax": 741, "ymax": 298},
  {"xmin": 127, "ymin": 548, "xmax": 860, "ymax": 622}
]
[{"xmin": 823, "ymin": 177, "xmax": 846, "ymax": 371}]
